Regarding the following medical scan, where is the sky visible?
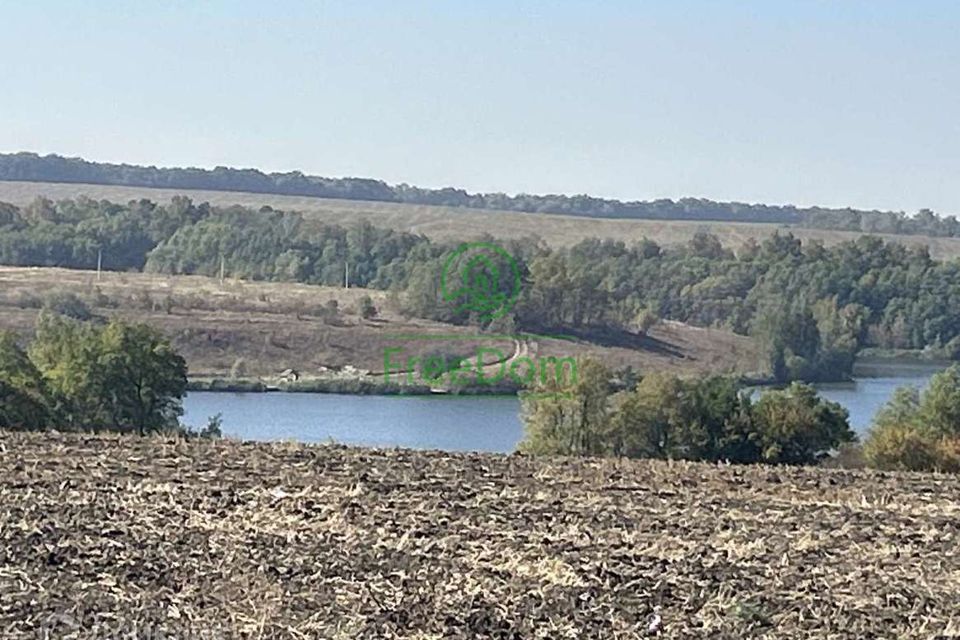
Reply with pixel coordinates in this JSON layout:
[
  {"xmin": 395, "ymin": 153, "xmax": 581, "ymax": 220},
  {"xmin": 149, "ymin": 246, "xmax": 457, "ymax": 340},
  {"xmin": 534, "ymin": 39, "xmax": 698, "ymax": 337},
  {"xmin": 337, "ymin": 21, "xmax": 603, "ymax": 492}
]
[{"xmin": 1, "ymin": 1, "xmax": 958, "ymax": 214}]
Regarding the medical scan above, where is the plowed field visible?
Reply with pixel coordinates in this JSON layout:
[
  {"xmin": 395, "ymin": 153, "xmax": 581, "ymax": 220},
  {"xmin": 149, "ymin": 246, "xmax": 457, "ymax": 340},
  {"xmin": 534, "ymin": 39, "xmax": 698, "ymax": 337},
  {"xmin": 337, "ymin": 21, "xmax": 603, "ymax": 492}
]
[{"xmin": 1, "ymin": 432, "xmax": 958, "ymax": 638}]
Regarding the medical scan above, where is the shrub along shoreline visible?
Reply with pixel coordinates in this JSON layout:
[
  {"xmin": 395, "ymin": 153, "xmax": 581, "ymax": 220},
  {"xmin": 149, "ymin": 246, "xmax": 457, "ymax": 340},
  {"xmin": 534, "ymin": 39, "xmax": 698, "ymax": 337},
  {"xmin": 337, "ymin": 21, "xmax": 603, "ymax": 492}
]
[{"xmin": 0, "ymin": 314, "xmax": 217, "ymax": 438}]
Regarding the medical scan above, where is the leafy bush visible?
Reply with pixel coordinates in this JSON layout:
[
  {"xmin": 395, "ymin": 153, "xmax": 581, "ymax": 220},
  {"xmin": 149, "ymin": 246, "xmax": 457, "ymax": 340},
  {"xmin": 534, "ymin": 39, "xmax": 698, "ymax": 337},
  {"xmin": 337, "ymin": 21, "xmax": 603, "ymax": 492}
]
[
  {"xmin": 43, "ymin": 292, "xmax": 93, "ymax": 321},
  {"xmin": 1, "ymin": 314, "xmax": 188, "ymax": 434},
  {"xmin": 820, "ymin": 443, "xmax": 866, "ymax": 469},
  {"xmin": 519, "ymin": 362, "xmax": 854, "ymax": 465},
  {"xmin": 864, "ymin": 365, "xmax": 960, "ymax": 472},
  {"xmin": 864, "ymin": 422, "xmax": 942, "ymax": 471},
  {"xmin": 359, "ymin": 295, "xmax": 378, "ymax": 320},
  {"xmin": 750, "ymin": 383, "xmax": 853, "ymax": 465},
  {"xmin": 200, "ymin": 413, "xmax": 223, "ymax": 439}
]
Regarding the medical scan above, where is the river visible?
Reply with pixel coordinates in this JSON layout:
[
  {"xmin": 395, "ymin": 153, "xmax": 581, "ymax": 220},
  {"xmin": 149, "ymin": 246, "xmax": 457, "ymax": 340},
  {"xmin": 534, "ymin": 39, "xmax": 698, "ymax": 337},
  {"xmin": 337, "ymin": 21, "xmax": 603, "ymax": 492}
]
[{"xmin": 181, "ymin": 361, "xmax": 948, "ymax": 454}]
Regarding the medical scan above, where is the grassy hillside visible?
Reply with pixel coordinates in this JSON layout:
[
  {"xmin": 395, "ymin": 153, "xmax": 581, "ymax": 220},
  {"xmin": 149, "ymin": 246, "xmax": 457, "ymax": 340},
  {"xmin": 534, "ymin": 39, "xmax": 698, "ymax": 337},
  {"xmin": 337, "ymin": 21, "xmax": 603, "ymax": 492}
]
[
  {"xmin": 2, "ymin": 431, "xmax": 958, "ymax": 638},
  {"xmin": 4, "ymin": 179, "xmax": 960, "ymax": 259},
  {"xmin": 0, "ymin": 266, "xmax": 764, "ymax": 383}
]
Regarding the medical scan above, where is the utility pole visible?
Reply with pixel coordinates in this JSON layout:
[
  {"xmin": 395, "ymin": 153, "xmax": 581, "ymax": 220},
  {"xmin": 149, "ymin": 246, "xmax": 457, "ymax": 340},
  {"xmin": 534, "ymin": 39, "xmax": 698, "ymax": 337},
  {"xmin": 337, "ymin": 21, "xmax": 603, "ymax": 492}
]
[
  {"xmin": 96, "ymin": 249, "xmax": 102, "ymax": 282},
  {"xmin": 344, "ymin": 261, "xmax": 349, "ymax": 289},
  {"xmin": 219, "ymin": 255, "xmax": 225, "ymax": 286}
]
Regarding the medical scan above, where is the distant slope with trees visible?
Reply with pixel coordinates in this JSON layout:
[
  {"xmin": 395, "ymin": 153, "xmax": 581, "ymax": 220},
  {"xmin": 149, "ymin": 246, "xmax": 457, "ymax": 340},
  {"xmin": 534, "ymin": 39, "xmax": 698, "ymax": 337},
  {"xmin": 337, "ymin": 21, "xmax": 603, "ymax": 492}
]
[
  {"xmin": 2, "ymin": 152, "xmax": 958, "ymax": 236},
  {"xmin": 7, "ymin": 179, "xmax": 960, "ymax": 261},
  {"xmin": 3, "ymin": 195, "xmax": 960, "ymax": 383}
]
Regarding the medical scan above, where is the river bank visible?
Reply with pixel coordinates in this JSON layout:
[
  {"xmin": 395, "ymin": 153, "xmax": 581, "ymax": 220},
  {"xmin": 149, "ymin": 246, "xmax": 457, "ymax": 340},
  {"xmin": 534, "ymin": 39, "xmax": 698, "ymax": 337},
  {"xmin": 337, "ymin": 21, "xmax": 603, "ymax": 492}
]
[
  {"xmin": 186, "ymin": 353, "xmax": 957, "ymax": 396},
  {"xmin": 186, "ymin": 375, "xmax": 523, "ymax": 395}
]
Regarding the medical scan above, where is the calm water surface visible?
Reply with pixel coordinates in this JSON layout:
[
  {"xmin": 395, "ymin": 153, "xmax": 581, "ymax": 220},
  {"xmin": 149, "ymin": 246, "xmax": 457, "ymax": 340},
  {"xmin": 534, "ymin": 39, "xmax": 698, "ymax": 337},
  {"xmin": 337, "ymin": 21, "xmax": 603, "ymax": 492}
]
[
  {"xmin": 814, "ymin": 360, "xmax": 945, "ymax": 434},
  {"xmin": 182, "ymin": 361, "xmax": 949, "ymax": 453},
  {"xmin": 183, "ymin": 393, "xmax": 524, "ymax": 453}
]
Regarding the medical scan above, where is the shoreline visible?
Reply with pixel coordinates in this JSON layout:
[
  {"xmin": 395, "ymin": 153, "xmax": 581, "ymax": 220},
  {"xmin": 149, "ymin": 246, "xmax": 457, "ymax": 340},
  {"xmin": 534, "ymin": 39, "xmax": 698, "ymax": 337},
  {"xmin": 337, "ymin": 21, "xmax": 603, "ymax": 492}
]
[
  {"xmin": 186, "ymin": 376, "xmax": 524, "ymax": 396},
  {"xmin": 187, "ymin": 352, "xmax": 957, "ymax": 397},
  {"xmin": 188, "ymin": 374, "xmax": 779, "ymax": 396}
]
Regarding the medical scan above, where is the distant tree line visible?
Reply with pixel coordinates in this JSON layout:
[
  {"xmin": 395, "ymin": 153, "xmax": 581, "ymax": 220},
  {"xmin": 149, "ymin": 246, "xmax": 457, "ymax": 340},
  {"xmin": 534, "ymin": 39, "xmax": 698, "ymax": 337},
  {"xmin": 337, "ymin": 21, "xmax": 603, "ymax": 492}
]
[
  {"xmin": 5, "ymin": 196, "xmax": 960, "ymax": 382},
  {"xmin": 0, "ymin": 195, "xmax": 427, "ymax": 286},
  {"xmin": 2, "ymin": 152, "xmax": 959, "ymax": 236}
]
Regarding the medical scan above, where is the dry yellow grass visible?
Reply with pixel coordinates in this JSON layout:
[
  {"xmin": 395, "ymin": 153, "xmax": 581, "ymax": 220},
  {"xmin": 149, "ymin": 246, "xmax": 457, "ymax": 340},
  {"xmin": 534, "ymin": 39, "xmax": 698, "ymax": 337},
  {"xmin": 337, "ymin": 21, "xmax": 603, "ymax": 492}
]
[
  {"xmin": 3, "ymin": 179, "xmax": 960, "ymax": 259},
  {"xmin": 0, "ymin": 266, "xmax": 764, "ymax": 380}
]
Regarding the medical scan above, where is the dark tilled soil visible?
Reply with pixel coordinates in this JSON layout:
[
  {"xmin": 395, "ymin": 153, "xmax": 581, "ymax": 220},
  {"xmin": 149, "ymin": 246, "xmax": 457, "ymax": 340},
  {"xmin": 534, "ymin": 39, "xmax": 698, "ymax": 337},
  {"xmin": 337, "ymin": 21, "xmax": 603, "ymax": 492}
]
[{"xmin": 1, "ymin": 432, "xmax": 959, "ymax": 639}]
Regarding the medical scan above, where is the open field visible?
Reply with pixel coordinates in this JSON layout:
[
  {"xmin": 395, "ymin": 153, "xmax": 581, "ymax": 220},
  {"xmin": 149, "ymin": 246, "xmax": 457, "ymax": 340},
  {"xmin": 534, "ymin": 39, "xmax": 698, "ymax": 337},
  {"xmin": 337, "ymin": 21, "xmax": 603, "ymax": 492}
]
[
  {"xmin": 4, "ymin": 180, "xmax": 960, "ymax": 259},
  {"xmin": 0, "ymin": 266, "xmax": 764, "ymax": 382},
  {"xmin": 1, "ymin": 431, "xmax": 959, "ymax": 638}
]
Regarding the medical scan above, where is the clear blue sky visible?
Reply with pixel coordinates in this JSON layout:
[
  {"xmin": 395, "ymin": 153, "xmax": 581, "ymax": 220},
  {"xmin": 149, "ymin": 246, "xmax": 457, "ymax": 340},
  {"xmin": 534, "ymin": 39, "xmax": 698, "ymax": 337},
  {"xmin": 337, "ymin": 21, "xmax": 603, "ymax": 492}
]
[{"xmin": 2, "ymin": 1, "xmax": 958, "ymax": 213}]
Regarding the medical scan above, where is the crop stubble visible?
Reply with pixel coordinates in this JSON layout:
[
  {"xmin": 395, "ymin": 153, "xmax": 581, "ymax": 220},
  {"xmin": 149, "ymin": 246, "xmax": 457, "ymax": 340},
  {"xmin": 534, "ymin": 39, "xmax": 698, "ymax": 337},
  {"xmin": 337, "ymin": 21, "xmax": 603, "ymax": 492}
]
[{"xmin": 1, "ymin": 432, "xmax": 959, "ymax": 638}]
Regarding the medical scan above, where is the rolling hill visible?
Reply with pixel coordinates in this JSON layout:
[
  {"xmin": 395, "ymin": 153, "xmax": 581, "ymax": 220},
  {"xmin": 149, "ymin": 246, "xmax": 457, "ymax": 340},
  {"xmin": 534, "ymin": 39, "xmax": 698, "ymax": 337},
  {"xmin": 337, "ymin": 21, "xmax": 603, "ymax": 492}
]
[
  {"xmin": 0, "ymin": 266, "xmax": 764, "ymax": 384},
  {"xmin": 3, "ymin": 179, "xmax": 960, "ymax": 259}
]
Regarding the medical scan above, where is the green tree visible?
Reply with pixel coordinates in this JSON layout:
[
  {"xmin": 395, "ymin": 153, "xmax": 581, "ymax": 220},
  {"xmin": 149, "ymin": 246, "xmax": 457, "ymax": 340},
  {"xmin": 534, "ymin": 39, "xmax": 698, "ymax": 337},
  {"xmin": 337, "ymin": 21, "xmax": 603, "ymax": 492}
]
[
  {"xmin": 918, "ymin": 365, "xmax": 960, "ymax": 437},
  {"xmin": 873, "ymin": 386, "xmax": 922, "ymax": 431},
  {"xmin": 631, "ymin": 307, "xmax": 659, "ymax": 336},
  {"xmin": 612, "ymin": 374, "xmax": 755, "ymax": 463},
  {"xmin": 752, "ymin": 303, "xmax": 810, "ymax": 382},
  {"xmin": 610, "ymin": 373, "xmax": 683, "ymax": 459},
  {"xmin": 863, "ymin": 422, "xmax": 943, "ymax": 472},
  {"xmin": 28, "ymin": 314, "xmax": 187, "ymax": 433},
  {"xmin": 864, "ymin": 366, "xmax": 960, "ymax": 471},
  {"xmin": 812, "ymin": 297, "xmax": 866, "ymax": 375},
  {"xmin": 0, "ymin": 332, "xmax": 51, "ymax": 429},
  {"xmin": 520, "ymin": 368, "xmax": 854, "ymax": 466},
  {"xmin": 97, "ymin": 322, "xmax": 188, "ymax": 434},
  {"xmin": 28, "ymin": 313, "xmax": 104, "ymax": 429},
  {"xmin": 750, "ymin": 383, "xmax": 854, "ymax": 464},
  {"xmin": 518, "ymin": 359, "xmax": 609, "ymax": 456}
]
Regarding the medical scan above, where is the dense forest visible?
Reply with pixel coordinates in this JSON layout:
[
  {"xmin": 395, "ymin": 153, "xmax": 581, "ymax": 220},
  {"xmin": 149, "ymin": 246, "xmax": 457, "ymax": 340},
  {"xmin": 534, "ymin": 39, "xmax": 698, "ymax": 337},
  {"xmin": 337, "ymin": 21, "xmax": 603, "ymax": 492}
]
[
  {"xmin": 2, "ymin": 152, "xmax": 959, "ymax": 236},
  {"xmin": 2, "ymin": 195, "xmax": 960, "ymax": 383}
]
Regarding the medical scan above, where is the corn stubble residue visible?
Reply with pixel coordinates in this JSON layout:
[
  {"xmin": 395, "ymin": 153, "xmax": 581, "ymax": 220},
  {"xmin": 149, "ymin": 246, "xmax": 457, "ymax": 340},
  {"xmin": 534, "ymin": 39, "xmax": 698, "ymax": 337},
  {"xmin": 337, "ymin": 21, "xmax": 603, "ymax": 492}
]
[{"xmin": 1, "ymin": 432, "xmax": 959, "ymax": 638}]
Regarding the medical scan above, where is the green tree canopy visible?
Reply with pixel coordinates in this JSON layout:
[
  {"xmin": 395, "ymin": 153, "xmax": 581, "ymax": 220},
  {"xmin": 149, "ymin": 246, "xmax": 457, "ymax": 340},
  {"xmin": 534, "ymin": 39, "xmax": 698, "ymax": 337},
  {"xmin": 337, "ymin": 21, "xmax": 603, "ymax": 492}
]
[
  {"xmin": 749, "ymin": 383, "xmax": 854, "ymax": 465},
  {"xmin": 25, "ymin": 314, "xmax": 187, "ymax": 434},
  {"xmin": 518, "ymin": 359, "xmax": 610, "ymax": 457},
  {"xmin": 864, "ymin": 365, "xmax": 960, "ymax": 471},
  {"xmin": 0, "ymin": 332, "xmax": 51, "ymax": 430},
  {"xmin": 519, "ymin": 368, "xmax": 853, "ymax": 466}
]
